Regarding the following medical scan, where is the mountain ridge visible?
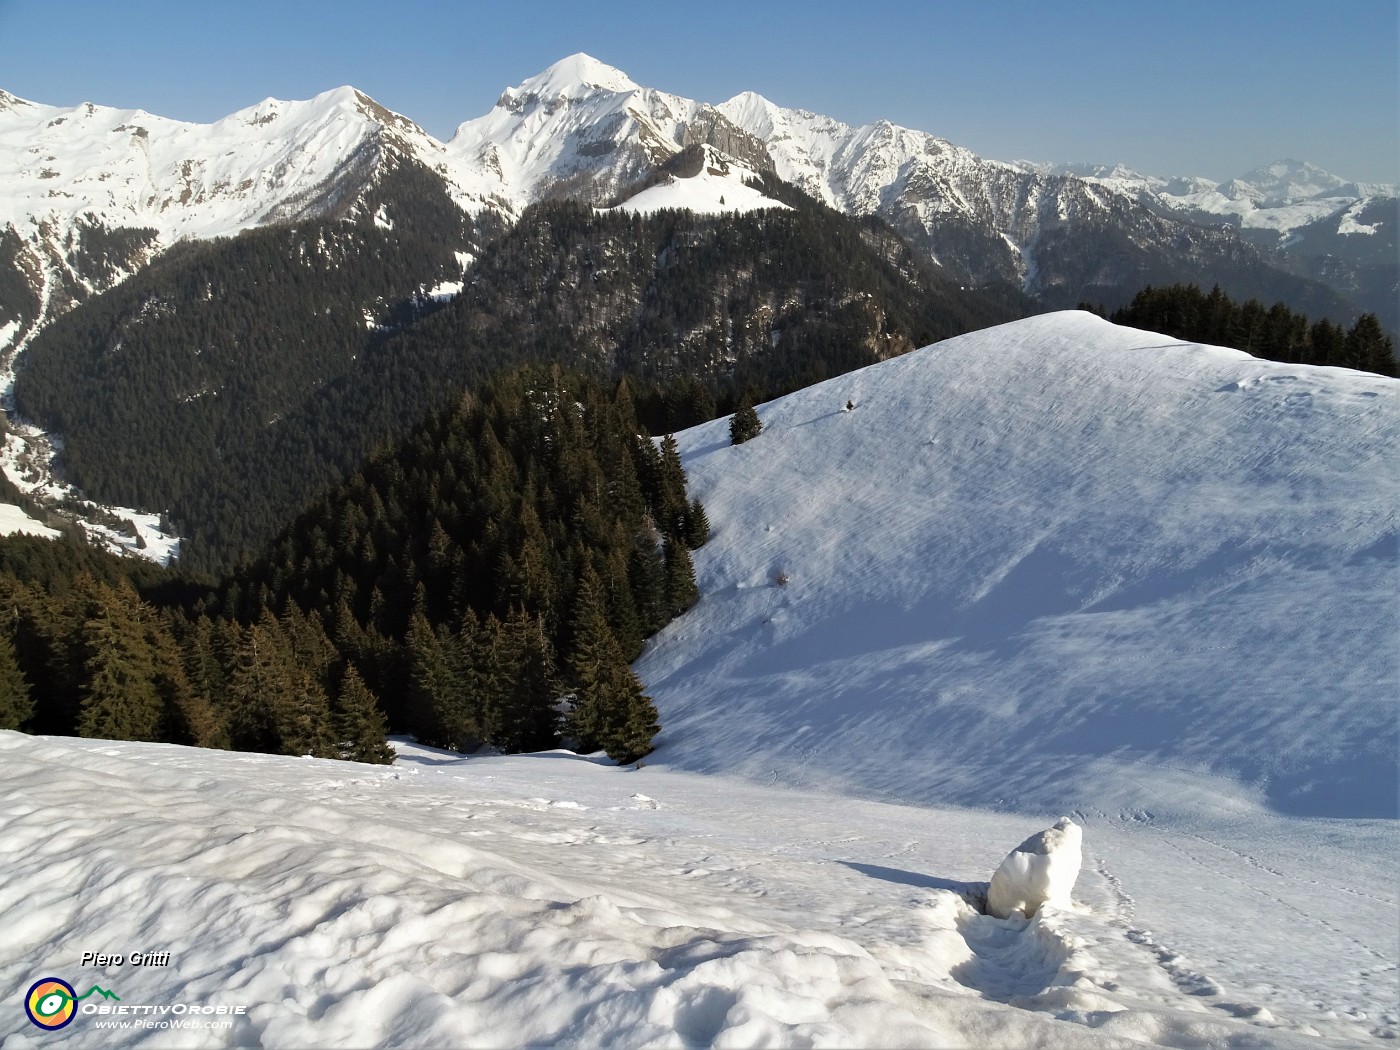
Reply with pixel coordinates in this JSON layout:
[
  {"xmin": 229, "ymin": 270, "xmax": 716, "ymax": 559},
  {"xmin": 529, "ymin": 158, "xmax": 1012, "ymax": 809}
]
[
  {"xmin": 3, "ymin": 52, "xmax": 1381, "ymax": 341},
  {"xmin": 0, "ymin": 55, "xmax": 1387, "ymax": 561}
]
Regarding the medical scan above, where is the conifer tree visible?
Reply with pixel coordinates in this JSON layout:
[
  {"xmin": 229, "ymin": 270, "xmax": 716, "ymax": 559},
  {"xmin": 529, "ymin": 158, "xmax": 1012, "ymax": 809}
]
[
  {"xmin": 77, "ymin": 580, "xmax": 164, "ymax": 742},
  {"xmin": 682, "ymin": 497, "xmax": 710, "ymax": 549},
  {"xmin": 564, "ymin": 568, "xmax": 659, "ymax": 764},
  {"xmin": 628, "ymin": 522, "xmax": 667, "ymax": 637},
  {"xmin": 406, "ymin": 612, "xmax": 478, "ymax": 750},
  {"xmin": 273, "ymin": 661, "xmax": 339, "ymax": 758},
  {"xmin": 490, "ymin": 609, "xmax": 561, "ymax": 753},
  {"xmin": 405, "ymin": 611, "xmax": 450, "ymax": 746},
  {"xmin": 656, "ymin": 434, "xmax": 690, "ymax": 531},
  {"xmin": 3, "ymin": 577, "xmax": 79, "ymax": 736},
  {"xmin": 333, "ymin": 663, "xmax": 394, "ymax": 764},
  {"xmin": 1344, "ymin": 313, "xmax": 1396, "ymax": 376},
  {"xmin": 730, "ymin": 395, "xmax": 762, "ymax": 445},
  {"xmin": 222, "ymin": 616, "xmax": 287, "ymax": 754},
  {"xmin": 179, "ymin": 614, "xmax": 227, "ymax": 710},
  {"xmin": 1309, "ymin": 318, "xmax": 1346, "ymax": 367},
  {"xmin": 0, "ymin": 630, "xmax": 31, "ymax": 730},
  {"xmin": 151, "ymin": 611, "xmax": 225, "ymax": 749},
  {"xmin": 663, "ymin": 536, "xmax": 700, "ymax": 617}
]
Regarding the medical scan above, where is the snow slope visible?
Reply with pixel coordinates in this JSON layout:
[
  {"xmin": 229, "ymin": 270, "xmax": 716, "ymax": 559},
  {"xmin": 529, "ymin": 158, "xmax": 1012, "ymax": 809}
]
[
  {"xmin": 2, "ymin": 733, "xmax": 1392, "ymax": 1047},
  {"xmin": 605, "ymin": 146, "xmax": 789, "ymax": 216},
  {"xmin": 0, "ymin": 501, "xmax": 57, "ymax": 539},
  {"xmin": 637, "ymin": 311, "xmax": 1398, "ymax": 821}
]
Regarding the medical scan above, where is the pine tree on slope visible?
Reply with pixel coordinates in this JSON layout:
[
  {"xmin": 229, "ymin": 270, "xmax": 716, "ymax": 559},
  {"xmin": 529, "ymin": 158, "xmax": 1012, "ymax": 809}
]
[
  {"xmin": 730, "ymin": 395, "xmax": 762, "ymax": 445},
  {"xmin": 0, "ymin": 630, "xmax": 32, "ymax": 731},
  {"xmin": 564, "ymin": 568, "xmax": 659, "ymax": 764}
]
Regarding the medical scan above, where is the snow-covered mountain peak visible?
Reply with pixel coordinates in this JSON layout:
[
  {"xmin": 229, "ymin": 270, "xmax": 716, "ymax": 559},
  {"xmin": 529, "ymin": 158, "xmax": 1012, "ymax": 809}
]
[
  {"xmin": 501, "ymin": 52, "xmax": 640, "ymax": 105},
  {"xmin": 1232, "ymin": 158, "xmax": 1351, "ymax": 203},
  {"xmin": 716, "ymin": 91, "xmax": 799, "ymax": 139}
]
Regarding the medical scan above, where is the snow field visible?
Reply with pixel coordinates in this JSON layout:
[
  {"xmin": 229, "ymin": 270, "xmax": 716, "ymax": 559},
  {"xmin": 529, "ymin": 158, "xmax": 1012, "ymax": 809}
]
[
  {"xmin": 0, "ymin": 501, "xmax": 58, "ymax": 540},
  {"xmin": 6, "ymin": 733, "xmax": 1388, "ymax": 1048},
  {"xmin": 0, "ymin": 312, "xmax": 1393, "ymax": 1047},
  {"xmin": 638, "ymin": 311, "xmax": 1398, "ymax": 821}
]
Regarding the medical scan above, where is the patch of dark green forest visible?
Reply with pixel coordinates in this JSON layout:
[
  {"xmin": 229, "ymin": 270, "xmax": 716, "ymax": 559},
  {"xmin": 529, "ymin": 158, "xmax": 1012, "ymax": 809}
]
[
  {"xmin": 15, "ymin": 177, "xmax": 1023, "ymax": 574},
  {"xmin": 13, "ymin": 155, "xmax": 480, "ymax": 550},
  {"xmin": 0, "ymin": 367, "xmax": 705, "ymax": 766},
  {"xmin": 1102, "ymin": 283, "xmax": 1396, "ymax": 376}
]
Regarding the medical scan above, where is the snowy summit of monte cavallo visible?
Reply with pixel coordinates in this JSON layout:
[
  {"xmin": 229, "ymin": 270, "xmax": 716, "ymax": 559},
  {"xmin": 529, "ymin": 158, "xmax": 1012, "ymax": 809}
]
[{"xmin": 3, "ymin": 312, "xmax": 1395, "ymax": 1048}]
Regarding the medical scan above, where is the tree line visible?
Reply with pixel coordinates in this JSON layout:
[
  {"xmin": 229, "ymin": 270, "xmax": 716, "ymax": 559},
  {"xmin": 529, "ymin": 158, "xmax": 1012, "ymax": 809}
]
[
  {"xmin": 1, "ymin": 366, "xmax": 708, "ymax": 766},
  {"xmin": 1105, "ymin": 283, "xmax": 1396, "ymax": 377}
]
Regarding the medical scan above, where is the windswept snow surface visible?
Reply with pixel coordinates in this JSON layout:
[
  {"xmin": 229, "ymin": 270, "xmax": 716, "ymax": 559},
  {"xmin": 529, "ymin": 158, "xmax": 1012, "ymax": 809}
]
[
  {"xmin": 1, "ymin": 733, "xmax": 1393, "ymax": 1048},
  {"xmin": 638, "ymin": 311, "xmax": 1397, "ymax": 822}
]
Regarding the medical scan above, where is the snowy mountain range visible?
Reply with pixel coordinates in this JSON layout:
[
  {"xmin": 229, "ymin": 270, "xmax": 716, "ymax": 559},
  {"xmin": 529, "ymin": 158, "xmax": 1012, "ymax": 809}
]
[
  {"xmin": 2, "ymin": 311, "xmax": 1394, "ymax": 1047},
  {"xmin": 0, "ymin": 54, "xmax": 1391, "ymax": 559},
  {"xmin": 1020, "ymin": 157, "xmax": 1397, "ymax": 319},
  {"xmin": 1021, "ymin": 157, "xmax": 1395, "ymax": 236},
  {"xmin": 3, "ymin": 53, "xmax": 1387, "ymax": 362}
]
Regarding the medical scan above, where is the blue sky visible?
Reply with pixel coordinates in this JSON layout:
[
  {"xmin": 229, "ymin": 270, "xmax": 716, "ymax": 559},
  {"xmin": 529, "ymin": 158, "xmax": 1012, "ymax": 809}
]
[{"xmin": 2, "ymin": 0, "xmax": 1395, "ymax": 182}]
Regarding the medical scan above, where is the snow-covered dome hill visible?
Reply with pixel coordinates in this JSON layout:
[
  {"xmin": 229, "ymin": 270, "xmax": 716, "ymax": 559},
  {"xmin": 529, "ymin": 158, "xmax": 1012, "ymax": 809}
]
[{"xmin": 638, "ymin": 311, "xmax": 1397, "ymax": 820}]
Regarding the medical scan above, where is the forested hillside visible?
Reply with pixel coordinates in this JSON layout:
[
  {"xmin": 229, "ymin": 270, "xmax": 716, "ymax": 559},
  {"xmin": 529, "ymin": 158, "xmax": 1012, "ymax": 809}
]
[
  {"xmin": 15, "ymin": 178, "xmax": 1022, "ymax": 572},
  {"xmin": 13, "ymin": 155, "xmax": 479, "ymax": 527},
  {"xmin": 0, "ymin": 367, "xmax": 704, "ymax": 766},
  {"xmin": 212, "ymin": 366, "xmax": 704, "ymax": 762}
]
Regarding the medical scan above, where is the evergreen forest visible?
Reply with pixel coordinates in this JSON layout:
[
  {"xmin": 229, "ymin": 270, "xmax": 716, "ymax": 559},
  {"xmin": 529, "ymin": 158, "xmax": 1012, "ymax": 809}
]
[
  {"xmin": 0, "ymin": 367, "xmax": 706, "ymax": 766},
  {"xmin": 14, "ymin": 175, "xmax": 1022, "ymax": 573},
  {"xmin": 1106, "ymin": 284, "xmax": 1397, "ymax": 377}
]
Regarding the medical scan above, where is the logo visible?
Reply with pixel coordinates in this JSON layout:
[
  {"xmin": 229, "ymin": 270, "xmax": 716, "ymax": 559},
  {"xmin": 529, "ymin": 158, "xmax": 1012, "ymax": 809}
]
[{"xmin": 24, "ymin": 978, "xmax": 120, "ymax": 1030}]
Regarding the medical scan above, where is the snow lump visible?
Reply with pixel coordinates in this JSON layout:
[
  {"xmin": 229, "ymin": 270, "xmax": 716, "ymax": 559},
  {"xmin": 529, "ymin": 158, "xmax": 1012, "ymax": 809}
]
[{"xmin": 986, "ymin": 817, "xmax": 1082, "ymax": 919}]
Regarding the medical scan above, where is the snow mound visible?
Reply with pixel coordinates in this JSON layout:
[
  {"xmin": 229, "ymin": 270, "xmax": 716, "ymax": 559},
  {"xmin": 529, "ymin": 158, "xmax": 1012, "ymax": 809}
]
[
  {"xmin": 640, "ymin": 311, "xmax": 1398, "ymax": 819},
  {"xmin": 986, "ymin": 817, "xmax": 1082, "ymax": 919}
]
